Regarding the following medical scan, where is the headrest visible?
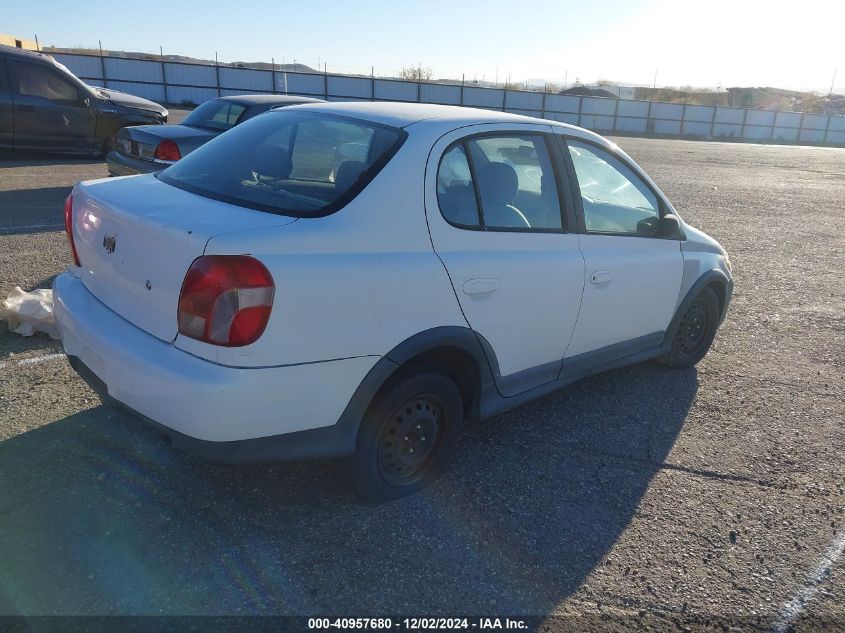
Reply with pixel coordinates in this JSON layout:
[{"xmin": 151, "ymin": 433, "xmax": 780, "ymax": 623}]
[
  {"xmin": 253, "ymin": 145, "xmax": 293, "ymax": 179},
  {"xmin": 335, "ymin": 161, "xmax": 368, "ymax": 190},
  {"xmin": 477, "ymin": 162, "xmax": 518, "ymax": 205}
]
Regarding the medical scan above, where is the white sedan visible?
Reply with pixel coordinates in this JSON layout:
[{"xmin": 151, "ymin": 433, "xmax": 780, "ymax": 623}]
[{"xmin": 54, "ymin": 102, "xmax": 733, "ymax": 500}]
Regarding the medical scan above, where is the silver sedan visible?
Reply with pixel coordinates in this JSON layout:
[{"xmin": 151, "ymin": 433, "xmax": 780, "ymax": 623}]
[{"xmin": 106, "ymin": 94, "xmax": 322, "ymax": 176}]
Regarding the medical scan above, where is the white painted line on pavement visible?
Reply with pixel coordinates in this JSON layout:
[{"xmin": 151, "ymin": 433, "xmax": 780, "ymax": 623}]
[
  {"xmin": 0, "ymin": 352, "xmax": 65, "ymax": 370},
  {"xmin": 770, "ymin": 530, "xmax": 845, "ymax": 632}
]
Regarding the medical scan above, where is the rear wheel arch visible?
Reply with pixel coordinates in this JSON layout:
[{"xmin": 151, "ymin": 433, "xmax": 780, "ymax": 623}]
[
  {"xmin": 382, "ymin": 326, "xmax": 491, "ymax": 421},
  {"xmin": 334, "ymin": 327, "xmax": 493, "ymax": 455}
]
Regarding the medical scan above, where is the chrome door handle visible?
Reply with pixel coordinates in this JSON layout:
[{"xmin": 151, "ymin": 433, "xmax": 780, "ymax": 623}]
[
  {"xmin": 463, "ymin": 278, "xmax": 499, "ymax": 296},
  {"xmin": 590, "ymin": 271, "xmax": 614, "ymax": 285}
]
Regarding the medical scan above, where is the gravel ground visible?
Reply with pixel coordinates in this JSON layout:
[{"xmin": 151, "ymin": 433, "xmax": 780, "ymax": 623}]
[{"xmin": 0, "ymin": 132, "xmax": 843, "ymax": 630}]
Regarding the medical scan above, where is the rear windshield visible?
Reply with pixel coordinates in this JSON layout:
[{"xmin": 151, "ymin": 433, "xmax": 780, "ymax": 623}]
[
  {"xmin": 158, "ymin": 111, "xmax": 406, "ymax": 217},
  {"xmin": 181, "ymin": 99, "xmax": 248, "ymax": 131}
]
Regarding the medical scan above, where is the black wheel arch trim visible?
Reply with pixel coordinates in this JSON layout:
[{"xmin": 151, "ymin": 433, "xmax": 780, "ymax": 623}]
[{"xmin": 662, "ymin": 269, "xmax": 732, "ymax": 353}]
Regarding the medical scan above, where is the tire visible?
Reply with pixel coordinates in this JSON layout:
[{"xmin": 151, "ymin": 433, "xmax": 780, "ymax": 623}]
[
  {"xmin": 352, "ymin": 369, "xmax": 463, "ymax": 501},
  {"xmin": 658, "ymin": 286, "xmax": 720, "ymax": 368}
]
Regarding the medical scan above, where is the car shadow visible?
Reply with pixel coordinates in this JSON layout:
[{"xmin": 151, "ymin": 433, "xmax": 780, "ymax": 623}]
[
  {"xmin": 0, "ymin": 151, "xmax": 104, "ymax": 166},
  {"xmin": 0, "ymin": 360, "xmax": 698, "ymax": 615},
  {"xmin": 0, "ymin": 187, "xmax": 73, "ymax": 235},
  {"xmin": 0, "ymin": 325, "xmax": 62, "ymax": 357}
]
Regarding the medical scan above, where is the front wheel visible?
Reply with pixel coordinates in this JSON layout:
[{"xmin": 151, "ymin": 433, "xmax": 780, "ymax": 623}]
[
  {"xmin": 352, "ymin": 370, "xmax": 463, "ymax": 501},
  {"xmin": 658, "ymin": 286, "xmax": 720, "ymax": 368}
]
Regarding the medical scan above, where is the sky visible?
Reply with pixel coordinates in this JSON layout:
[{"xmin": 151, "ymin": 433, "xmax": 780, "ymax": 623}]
[{"xmin": 4, "ymin": 0, "xmax": 843, "ymax": 92}]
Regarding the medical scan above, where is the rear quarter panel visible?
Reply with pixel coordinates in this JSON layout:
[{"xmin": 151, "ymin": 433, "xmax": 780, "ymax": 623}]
[{"xmin": 178, "ymin": 133, "xmax": 469, "ymax": 367}]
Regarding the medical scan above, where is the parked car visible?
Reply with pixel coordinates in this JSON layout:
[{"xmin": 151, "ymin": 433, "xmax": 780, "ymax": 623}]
[
  {"xmin": 106, "ymin": 94, "xmax": 324, "ymax": 176},
  {"xmin": 54, "ymin": 102, "xmax": 733, "ymax": 500},
  {"xmin": 0, "ymin": 45, "xmax": 167, "ymax": 155}
]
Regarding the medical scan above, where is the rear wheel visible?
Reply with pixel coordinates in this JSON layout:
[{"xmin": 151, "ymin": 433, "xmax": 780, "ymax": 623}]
[
  {"xmin": 352, "ymin": 370, "xmax": 463, "ymax": 501},
  {"xmin": 658, "ymin": 286, "xmax": 720, "ymax": 368}
]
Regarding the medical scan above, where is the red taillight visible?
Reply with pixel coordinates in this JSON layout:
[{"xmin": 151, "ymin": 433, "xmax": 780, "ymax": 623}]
[
  {"xmin": 154, "ymin": 139, "xmax": 181, "ymax": 162},
  {"xmin": 178, "ymin": 256, "xmax": 274, "ymax": 347},
  {"xmin": 64, "ymin": 193, "xmax": 81, "ymax": 267}
]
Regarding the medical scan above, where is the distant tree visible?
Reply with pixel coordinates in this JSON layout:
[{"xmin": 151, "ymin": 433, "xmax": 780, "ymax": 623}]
[
  {"xmin": 400, "ymin": 64, "xmax": 433, "ymax": 81},
  {"xmin": 799, "ymin": 93, "xmax": 823, "ymax": 113}
]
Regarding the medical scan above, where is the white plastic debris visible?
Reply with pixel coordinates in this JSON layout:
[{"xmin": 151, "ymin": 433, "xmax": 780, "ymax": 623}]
[{"xmin": 0, "ymin": 286, "xmax": 60, "ymax": 339}]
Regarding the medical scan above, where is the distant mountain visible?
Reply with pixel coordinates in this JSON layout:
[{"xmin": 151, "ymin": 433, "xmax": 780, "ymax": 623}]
[{"xmin": 43, "ymin": 46, "xmax": 316, "ymax": 72}]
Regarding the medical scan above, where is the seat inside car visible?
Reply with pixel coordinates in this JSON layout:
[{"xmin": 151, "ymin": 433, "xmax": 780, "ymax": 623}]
[
  {"xmin": 335, "ymin": 160, "xmax": 368, "ymax": 190},
  {"xmin": 476, "ymin": 162, "xmax": 530, "ymax": 228},
  {"xmin": 253, "ymin": 145, "xmax": 293, "ymax": 181}
]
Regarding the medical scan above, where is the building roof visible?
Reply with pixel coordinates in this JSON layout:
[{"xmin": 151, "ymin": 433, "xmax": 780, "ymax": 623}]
[{"xmin": 558, "ymin": 86, "xmax": 617, "ymax": 98}]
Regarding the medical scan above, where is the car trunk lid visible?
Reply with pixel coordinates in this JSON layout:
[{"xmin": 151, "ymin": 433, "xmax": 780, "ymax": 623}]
[
  {"xmin": 114, "ymin": 125, "xmax": 217, "ymax": 161},
  {"xmin": 72, "ymin": 174, "xmax": 296, "ymax": 342}
]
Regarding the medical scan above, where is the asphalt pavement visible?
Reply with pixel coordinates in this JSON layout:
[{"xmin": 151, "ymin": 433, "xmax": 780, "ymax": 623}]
[{"xmin": 0, "ymin": 133, "xmax": 842, "ymax": 630}]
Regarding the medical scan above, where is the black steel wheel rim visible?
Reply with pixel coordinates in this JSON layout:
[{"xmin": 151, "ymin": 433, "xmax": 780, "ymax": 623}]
[
  {"xmin": 378, "ymin": 395, "xmax": 443, "ymax": 486},
  {"xmin": 676, "ymin": 300, "xmax": 709, "ymax": 355}
]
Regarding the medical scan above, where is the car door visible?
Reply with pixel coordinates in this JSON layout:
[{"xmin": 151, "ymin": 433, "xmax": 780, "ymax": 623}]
[
  {"xmin": 0, "ymin": 56, "xmax": 13, "ymax": 148},
  {"xmin": 8, "ymin": 59, "xmax": 95, "ymax": 152},
  {"xmin": 557, "ymin": 135, "xmax": 683, "ymax": 361},
  {"xmin": 425, "ymin": 124, "xmax": 585, "ymax": 397}
]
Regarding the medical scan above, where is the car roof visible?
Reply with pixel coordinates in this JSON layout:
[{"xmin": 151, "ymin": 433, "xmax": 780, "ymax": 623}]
[
  {"xmin": 282, "ymin": 100, "xmax": 600, "ymax": 138},
  {"xmin": 217, "ymin": 94, "xmax": 324, "ymax": 105},
  {"xmin": 0, "ymin": 44, "xmax": 60, "ymax": 64},
  {"xmin": 285, "ymin": 101, "xmax": 542, "ymax": 128}
]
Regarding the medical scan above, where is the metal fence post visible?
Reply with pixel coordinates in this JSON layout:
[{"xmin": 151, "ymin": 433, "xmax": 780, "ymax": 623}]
[
  {"xmin": 710, "ymin": 105, "xmax": 717, "ymax": 139},
  {"xmin": 680, "ymin": 103, "xmax": 687, "ymax": 137},
  {"xmin": 460, "ymin": 74, "xmax": 465, "ymax": 106},
  {"xmin": 541, "ymin": 87, "xmax": 547, "ymax": 119},
  {"xmin": 646, "ymin": 100, "xmax": 653, "ymax": 134},
  {"xmin": 822, "ymin": 114, "xmax": 832, "ymax": 145},
  {"xmin": 797, "ymin": 111, "xmax": 805, "ymax": 143},
  {"xmin": 502, "ymin": 89, "xmax": 506, "ymax": 112},
  {"xmin": 613, "ymin": 96, "xmax": 619, "ymax": 132},
  {"xmin": 578, "ymin": 96, "xmax": 583, "ymax": 127},
  {"xmin": 162, "ymin": 61, "xmax": 169, "ymax": 104},
  {"xmin": 271, "ymin": 57, "xmax": 276, "ymax": 94},
  {"xmin": 98, "ymin": 40, "xmax": 108, "ymax": 88},
  {"xmin": 214, "ymin": 52, "xmax": 221, "ymax": 97},
  {"xmin": 740, "ymin": 108, "xmax": 748, "ymax": 139},
  {"xmin": 371, "ymin": 66, "xmax": 375, "ymax": 102},
  {"xmin": 324, "ymin": 71, "xmax": 329, "ymax": 100}
]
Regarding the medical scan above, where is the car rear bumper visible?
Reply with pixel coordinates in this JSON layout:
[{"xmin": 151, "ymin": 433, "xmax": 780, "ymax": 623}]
[
  {"xmin": 106, "ymin": 150, "xmax": 163, "ymax": 176},
  {"xmin": 53, "ymin": 272, "xmax": 379, "ymax": 461}
]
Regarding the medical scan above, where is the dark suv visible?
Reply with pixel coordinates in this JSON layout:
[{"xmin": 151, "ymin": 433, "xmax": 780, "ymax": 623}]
[{"xmin": 0, "ymin": 45, "xmax": 167, "ymax": 155}]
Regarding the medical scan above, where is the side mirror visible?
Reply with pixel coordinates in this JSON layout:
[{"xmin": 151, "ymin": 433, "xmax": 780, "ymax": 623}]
[{"xmin": 656, "ymin": 213, "xmax": 682, "ymax": 239}]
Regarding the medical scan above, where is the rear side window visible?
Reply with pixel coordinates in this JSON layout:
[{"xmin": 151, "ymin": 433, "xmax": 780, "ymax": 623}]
[
  {"xmin": 182, "ymin": 100, "xmax": 247, "ymax": 131},
  {"xmin": 436, "ymin": 134, "xmax": 563, "ymax": 231},
  {"xmin": 437, "ymin": 144, "xmax": 479, "ymax": 226},
  {"xmin": 159, "ymin": 111, "xmax": 405, "ymax": 218},
  {"xmin": 14, "ymin": 61, "xmax": 78, "ymax": 103}
]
